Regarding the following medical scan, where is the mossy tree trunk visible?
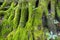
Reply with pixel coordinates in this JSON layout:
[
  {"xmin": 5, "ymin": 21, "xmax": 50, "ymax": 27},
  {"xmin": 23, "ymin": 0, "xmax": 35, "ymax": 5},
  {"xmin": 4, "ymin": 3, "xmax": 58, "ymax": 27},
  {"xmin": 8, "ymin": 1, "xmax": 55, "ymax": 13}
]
[{"xmin": 0, "ymin": 0, "xmax": 60, "ymax": 40}]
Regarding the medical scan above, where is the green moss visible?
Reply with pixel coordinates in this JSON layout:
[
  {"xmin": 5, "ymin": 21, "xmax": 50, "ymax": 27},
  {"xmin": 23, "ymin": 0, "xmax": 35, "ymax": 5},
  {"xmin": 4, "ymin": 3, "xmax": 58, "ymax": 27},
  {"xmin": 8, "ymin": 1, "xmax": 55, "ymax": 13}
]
[{"xmin": 0, "ymin": 0, "xmax": 60, "ymax": 40}]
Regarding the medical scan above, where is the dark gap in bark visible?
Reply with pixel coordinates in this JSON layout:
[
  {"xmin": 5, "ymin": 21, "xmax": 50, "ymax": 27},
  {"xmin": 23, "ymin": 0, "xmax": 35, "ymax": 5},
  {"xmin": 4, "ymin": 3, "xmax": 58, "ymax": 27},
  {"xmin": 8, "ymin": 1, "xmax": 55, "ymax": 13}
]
[
  {"xmin": 48, "ymin": 1, "xmax": 51, "ymax": 13},
  {"xmin": 25, "ymin": 8, "xmax": 29, "ymax": 23},
  {"xmin": 26, "ymin": 8, "xmax": 29, "ymax": 22},
  {"xmin": 35, "ymin": 0, "xmax": 39, "ymax": 8},
  {"xmin": 17, "ymin": 9, "xmax": 21, "ymax": 28},
  {"xmin": 0, "ymin": 2, "xmax": 3, "ymax": 6},
  {"xmin": 24, "ymin": 8, "xmax": 29, "ymax": 28},
  {"xmin": 55, "ymin": 5, "xmax": 59, "ymax": 21},
  {"xmin": 42, "ymin": 12, "xmax": 48, "ymax": 28},
  {"xmin": 15, "ymin": 1, "xmax": 19, "ymax": 6}
]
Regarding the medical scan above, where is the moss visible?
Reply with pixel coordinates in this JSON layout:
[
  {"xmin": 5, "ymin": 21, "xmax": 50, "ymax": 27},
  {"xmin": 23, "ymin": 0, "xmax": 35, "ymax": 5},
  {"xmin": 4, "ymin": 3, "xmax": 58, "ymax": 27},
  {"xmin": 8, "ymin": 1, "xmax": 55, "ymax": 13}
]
[{"xmin": 0, "ymin": 0, "xmax": 60, "ymax": 40}]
